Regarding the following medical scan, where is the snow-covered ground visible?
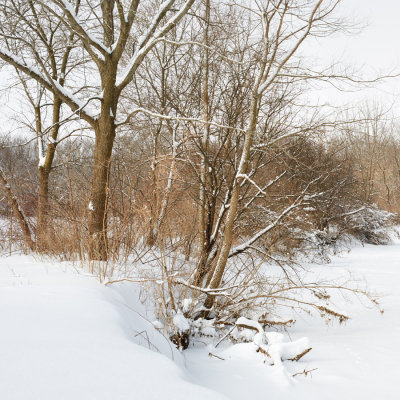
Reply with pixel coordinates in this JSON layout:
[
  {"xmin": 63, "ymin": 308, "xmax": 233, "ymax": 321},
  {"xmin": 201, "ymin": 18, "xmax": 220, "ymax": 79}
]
[
  {"xmin": 0, "ymin": 255, "xmax": 226, "ymax": 400},
  {"xmin": 0, "ymin": 237, "xmax": 399, "ymax": 399},
  {"xmin": 187, "ymin": 238, "xmax": 400, "ymax": 399}
]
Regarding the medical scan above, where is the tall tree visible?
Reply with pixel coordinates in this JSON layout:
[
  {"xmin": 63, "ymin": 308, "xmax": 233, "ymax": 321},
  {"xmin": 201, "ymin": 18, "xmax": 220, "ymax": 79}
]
[
  {"xmin": 202, "ymin": 0, "xmax": 342, "ymax": 311},
  {"xmin": 0, "ymin": 0, "xmax": 196, "ymax": 259}
]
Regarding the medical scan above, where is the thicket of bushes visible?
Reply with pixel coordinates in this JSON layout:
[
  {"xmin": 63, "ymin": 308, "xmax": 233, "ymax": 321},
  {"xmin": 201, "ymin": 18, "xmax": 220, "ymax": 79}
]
[{"xmin": 2, "ymin": 121, "xmax": 398, "ymax": 259}]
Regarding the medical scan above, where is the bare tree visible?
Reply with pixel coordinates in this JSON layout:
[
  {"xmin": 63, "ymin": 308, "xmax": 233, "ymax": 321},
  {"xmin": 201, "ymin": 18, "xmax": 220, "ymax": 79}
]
[
  {"xmin": 200, "ymin": 0, "xmax": 343, "ymax": 311},
  {"xmin": 0, "ymin": 0, "xmax": 196, "ymax": 259}
]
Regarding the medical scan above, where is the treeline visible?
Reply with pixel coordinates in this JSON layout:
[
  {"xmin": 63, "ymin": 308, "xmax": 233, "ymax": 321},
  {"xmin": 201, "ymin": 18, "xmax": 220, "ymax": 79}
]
[{"xmin": 1, "ymin": 109, "xmax": 398, "ymax": 258}]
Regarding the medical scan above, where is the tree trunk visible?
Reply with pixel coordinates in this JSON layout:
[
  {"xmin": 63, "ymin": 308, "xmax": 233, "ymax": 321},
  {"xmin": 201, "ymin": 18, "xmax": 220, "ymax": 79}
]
[
  {"xmin": 35, "ymin": 98, "xmax": 61, "ymax": 251},
  {"xmin": 147, "ymin": 128, "xmax": 160, "ymax": 247},
  {"xmin": 194, "ymin": 0, "xmax": 211, "ymax": 286},
  {"xmin": 88, "ymin": 116, "xmax": 116, "ymax": 260},
  {"xmin": 203, "ymin": 95, "xmax": 260, "ymax": 311},
  {"xmin": 0, "ymin": 167, "xmax": 35, "ymax": 251},
  {"xmin": 87, "ymin": 0, "xmax": 117, "ymax": 261},
  {"xmin": 36, "ymin": 166, "xmax": 51, "ymax": 249}
]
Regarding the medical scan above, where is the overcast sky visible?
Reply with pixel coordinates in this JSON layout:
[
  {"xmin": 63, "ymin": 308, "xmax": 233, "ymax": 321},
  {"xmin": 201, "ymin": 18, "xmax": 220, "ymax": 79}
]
[
  {"xmin": 337, "ymin": 0, "xmax": 400, "ymax": 69},
  {"xmin": 304, "ymin": 0, "xmax": 400, "ymax": 110}
]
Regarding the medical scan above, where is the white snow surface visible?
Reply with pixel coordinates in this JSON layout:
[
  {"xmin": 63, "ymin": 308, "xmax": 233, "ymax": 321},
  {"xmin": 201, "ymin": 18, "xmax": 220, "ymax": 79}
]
[
  {"xmin": 186, "ymin": 237, "xmax": 400, "ymax": 400},
  {"xmin": 173, "ymin": 310, "xmax": 190, "ymax": 332},
  {"xmin": 0, "ymin": 255, "xmax": 226, "ymax": 400},
  {"xmin": 1, "ymin": 235, "xmax": 400, "ymax": 399}
]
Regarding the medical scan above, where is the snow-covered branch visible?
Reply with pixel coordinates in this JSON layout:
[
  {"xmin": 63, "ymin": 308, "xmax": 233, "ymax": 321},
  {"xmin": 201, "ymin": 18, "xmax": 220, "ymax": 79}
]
[
  {"xmin": 116, "ymin": 107, "xmax": 244, "ymax": 132},
  {"xmin": 116, "ymin": 0, "xmax": 195, "ymax": 91},
  {"xmin": 0, "ymin": 48, "xmax": 97, "ymax": 125},
  {"xmin": 229, "ymin": 176, "xmax": 323, "ymax": 258}
]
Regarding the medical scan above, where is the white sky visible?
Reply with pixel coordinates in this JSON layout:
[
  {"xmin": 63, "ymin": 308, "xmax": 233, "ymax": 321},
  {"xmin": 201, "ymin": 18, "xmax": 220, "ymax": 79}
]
[
  {"xmin": 304, "ymin": 0, "xmax": 400, "ymax": 110},
  {"xmin": 335, "ymin": 0, "xmax": 400, "ymax": 70}
]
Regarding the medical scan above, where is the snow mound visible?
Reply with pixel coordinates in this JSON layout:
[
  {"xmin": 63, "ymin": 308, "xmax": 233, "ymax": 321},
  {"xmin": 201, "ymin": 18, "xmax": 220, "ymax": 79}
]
[{"xmin": 0, "ymin": 255, "xmax": 227, "ymax": 400}]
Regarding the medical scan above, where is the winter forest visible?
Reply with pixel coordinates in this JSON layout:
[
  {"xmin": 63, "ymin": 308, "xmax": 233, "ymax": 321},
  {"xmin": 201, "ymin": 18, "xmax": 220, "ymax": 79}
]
[{"xmin": 0, "ymin": 1, "xmax": 399, "ymax": 399}]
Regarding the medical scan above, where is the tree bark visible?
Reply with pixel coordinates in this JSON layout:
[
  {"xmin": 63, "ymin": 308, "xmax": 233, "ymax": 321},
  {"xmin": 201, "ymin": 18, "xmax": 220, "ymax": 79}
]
[
  {"xmin": 0, "ymin": 168, "xmax": 35, "ymax": 251},
  {"xmin": 36, "ymin": 166, "xmax": 50, "ymax": 248},
  {"xmin": 194, "ymin": 0, "xmax": 212, "ymax": 286},
  {"xmin": 36, "ymin": 97, "xmax": 61, "ymax": 250},
  {"xmin": 203, "ymin": 95, "xmax": 260, "ymax": 311},
  {"xmin": 88, "ymin": 114, "xmax": 116, "ymax": 261}
]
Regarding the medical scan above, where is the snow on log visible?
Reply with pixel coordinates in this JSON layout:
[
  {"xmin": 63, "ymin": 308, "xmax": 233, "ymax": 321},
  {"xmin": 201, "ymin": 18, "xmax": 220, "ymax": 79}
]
[{"xmin": 235, "ymin": 317, "xmax": 312, "ymax": 366}]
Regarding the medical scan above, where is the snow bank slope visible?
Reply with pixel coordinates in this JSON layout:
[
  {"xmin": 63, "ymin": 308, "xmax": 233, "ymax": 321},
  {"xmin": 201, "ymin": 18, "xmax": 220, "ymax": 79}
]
[
  {"xmin": 1, "ymin": 236, "xmax": 399, "ymax": 400},
  {"xmin": 187, "ymin": 236, "xmax": 400, "ymax": 400},
  {"xmin": 0, "ymin": 255, "xmax": 227, "ymax": 400}
]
